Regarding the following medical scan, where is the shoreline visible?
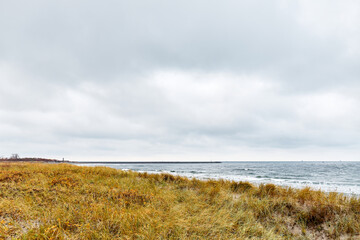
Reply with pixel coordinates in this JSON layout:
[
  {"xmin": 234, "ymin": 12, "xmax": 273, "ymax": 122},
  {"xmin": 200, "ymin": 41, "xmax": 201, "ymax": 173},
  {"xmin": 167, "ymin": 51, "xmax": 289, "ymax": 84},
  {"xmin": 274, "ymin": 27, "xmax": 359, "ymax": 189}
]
[
  {"xmin": 0, "ymin": 158, "xmax": 222, "ymax": 164},
  {"xmin": 2, "ymin": 160, "xmax": 358, "ymax": 195},
  {"xmin": 72, "ymin": 161, "xmax": 222, "ymax": 164},
  {"xmin": 74, "ymin": 161, "xmax": 360, "ymax": 196}
]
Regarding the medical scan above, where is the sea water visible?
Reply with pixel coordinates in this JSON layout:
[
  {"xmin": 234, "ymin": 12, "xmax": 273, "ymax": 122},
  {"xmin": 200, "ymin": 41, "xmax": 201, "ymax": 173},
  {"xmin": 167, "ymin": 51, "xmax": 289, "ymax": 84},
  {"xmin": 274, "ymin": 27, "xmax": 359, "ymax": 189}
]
[{"xmin": 77, "ymin": 161, "xmax": 360, "ymax": 195}]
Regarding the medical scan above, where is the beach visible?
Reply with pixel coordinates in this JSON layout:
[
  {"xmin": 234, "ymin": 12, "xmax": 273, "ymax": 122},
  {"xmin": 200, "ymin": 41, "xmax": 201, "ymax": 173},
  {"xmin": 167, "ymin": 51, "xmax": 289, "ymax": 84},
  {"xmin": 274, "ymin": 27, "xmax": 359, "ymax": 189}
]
[{"xmin": 0, "ymin": 162, "xmax": 359, "ymax": 239}]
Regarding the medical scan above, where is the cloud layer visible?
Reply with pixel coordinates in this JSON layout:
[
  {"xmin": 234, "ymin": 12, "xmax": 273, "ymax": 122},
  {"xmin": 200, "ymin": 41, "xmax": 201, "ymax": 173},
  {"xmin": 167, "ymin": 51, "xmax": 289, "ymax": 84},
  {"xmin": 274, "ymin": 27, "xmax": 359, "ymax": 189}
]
[{"xmin": 0, "ymin": 0, "xmax": 359, "ymax": 160}]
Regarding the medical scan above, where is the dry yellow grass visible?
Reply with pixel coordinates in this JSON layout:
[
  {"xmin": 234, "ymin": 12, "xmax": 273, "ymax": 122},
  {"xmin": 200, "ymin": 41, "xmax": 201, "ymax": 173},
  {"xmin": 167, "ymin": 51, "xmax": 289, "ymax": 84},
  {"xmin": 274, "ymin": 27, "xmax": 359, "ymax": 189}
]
[{"xmin": 0, "ymin": 162, "xmax": 359, "ymax": 239}]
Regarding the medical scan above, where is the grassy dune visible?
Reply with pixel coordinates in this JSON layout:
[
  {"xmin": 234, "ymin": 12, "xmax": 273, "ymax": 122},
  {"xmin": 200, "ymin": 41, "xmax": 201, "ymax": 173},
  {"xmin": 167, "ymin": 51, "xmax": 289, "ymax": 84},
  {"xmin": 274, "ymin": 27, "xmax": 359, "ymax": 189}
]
[{"xmin": 0, "ymin": 163, "xmax": 359, "ymax": 239}]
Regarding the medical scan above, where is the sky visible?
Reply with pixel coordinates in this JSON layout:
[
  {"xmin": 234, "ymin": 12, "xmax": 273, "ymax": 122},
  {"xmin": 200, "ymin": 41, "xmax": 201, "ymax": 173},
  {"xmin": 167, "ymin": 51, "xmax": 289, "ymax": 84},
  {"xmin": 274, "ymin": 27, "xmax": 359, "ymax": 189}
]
[{"xmin": 0, "ymin": 0, "xmax": 359, "ymax": 161}]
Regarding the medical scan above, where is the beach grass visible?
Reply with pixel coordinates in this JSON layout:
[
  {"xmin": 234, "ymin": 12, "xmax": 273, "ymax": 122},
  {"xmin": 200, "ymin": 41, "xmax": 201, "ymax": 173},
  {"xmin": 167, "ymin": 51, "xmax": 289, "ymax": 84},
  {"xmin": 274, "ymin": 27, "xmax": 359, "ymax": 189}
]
[{"xmin": 0, "ymin": 162, "xmax": 359, "ymax": 239}]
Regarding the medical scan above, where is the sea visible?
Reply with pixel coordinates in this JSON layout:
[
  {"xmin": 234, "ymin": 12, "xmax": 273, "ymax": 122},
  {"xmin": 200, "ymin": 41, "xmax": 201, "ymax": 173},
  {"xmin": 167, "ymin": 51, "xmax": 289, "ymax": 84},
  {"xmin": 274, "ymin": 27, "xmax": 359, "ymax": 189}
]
[{"xmin": 76, "ymin": 161, "xmax": 360, "ymax": 195}]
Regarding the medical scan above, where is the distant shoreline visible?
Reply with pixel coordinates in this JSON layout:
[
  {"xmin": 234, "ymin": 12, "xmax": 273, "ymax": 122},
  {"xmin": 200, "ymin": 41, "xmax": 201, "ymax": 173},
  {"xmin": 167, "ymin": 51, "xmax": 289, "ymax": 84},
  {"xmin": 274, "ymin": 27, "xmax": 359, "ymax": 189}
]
[
  {"xmin": 0, "ymin": 158, "xmax": 221, "ymax": 164},
  {"xmin": 71, "ymin": 161, "xmax": 222, "ymax": 164},
  {"xmin": 0, "ymin": 158, "xmax": 65, "ymax": 163}
]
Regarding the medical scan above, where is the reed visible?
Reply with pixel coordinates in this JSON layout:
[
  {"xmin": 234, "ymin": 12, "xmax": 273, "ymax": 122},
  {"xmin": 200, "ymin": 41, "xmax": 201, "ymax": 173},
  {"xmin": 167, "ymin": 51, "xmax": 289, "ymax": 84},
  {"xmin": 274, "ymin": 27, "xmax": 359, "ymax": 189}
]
[{"xmin": 0, "ymin": 163, "xmax": 359, "ymax": 239}]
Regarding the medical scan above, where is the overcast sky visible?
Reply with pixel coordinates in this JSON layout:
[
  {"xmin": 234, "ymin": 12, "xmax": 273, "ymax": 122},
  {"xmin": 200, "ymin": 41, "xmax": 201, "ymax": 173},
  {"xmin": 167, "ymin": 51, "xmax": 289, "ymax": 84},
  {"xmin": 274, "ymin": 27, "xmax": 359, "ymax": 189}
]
[{"xmin": 0, "ymin": 0, "xmax": 359, "ymax": 161}]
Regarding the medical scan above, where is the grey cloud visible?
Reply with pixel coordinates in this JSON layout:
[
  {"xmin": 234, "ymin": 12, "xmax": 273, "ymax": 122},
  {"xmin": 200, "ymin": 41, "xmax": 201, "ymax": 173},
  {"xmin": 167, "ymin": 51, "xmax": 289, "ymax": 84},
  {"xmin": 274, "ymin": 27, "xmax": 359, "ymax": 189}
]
[
  {"xmin": 0, "ymin": 1, "xmax": 325, "ymax": 77},
  {"xmin": 0, "ymin": 0, "xmax": 359, "ymax": 160}
]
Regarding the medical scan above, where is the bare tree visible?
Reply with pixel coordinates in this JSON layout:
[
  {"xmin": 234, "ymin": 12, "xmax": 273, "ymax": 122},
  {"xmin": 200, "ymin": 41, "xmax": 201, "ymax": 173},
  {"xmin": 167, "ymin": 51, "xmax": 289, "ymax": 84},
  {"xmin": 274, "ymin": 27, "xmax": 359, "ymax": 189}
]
[{"xmin": 10, "ymin": 153, "xmax": 20, "ymax": 159}]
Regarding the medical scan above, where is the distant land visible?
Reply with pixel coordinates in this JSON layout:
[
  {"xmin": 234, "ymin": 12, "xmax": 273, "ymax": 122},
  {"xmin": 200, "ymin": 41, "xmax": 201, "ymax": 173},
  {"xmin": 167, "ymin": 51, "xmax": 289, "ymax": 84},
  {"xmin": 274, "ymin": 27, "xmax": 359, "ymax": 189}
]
[
  {"xmin": 0, "ymin": 158, "xmax": 221, "ymax": 164},
  {"xmin": 0, "ymin": 157, "xmax": 67, "ymax": 163}
]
